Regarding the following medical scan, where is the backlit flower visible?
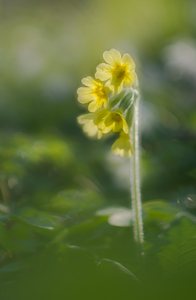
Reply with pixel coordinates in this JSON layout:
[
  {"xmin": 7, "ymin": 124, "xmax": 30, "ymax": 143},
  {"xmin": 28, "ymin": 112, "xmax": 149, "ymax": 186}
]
[
  {"xmin": 77, "ymin": 109, "xmax": 128, "ymax": 139},
  {"xmin": 94, "ymin": 109, "xmax": 129, "ymax": 135},
  {"xmin": 112, "ymin": 132, "xmax": 133, "ymax": 157},
  {"xmin": 77, "ymin": 76, "xmax": 110, "ymax": 112},
  {"xmin": 77, "ymin": 113, "xmax": 102, "ymax": 139},
  {"xmin": 95, "ymin": 49, "xmax": 137, "ymax": 92},
  {"xmin": 77, "ymin": 49, "xmax": 139, "ymax": 157}
]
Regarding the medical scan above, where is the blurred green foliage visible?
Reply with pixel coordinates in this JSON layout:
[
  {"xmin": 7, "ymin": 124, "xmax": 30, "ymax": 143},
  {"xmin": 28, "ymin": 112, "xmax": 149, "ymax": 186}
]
[{"xmin": 0, "ymin": 0, "xmax": 196, "ymax": 299}]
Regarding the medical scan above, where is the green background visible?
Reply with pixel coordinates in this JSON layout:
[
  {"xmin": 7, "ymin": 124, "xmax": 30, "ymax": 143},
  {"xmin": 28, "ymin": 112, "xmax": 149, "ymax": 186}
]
[{"xmin": 0, "ymin": 0, "xmax": 196, "ymax": 299}]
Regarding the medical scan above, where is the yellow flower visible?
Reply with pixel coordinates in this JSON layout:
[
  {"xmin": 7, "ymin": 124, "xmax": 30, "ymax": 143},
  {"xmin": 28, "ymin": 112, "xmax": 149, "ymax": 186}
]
[
  {"xmin": 77, "ymin": 76, "xmax": 110, "ymax": 112},
  {"xmin": 94, "ymin": 109, "xmax": 129, "ymax": 135},
  {"xmin": 112, "ymin": 132, "xmax": 133, "ymax": 157},
  {"xmin": 77, "ymin": 113, "xmax": 102, "ymax": 139},
  {"xmin": 95, "ymin": 49, "xmax": 137, "ymax": 92},
  {"xmin": 77, "ymin": 109, "xmax": 128, "ymax": 139}
]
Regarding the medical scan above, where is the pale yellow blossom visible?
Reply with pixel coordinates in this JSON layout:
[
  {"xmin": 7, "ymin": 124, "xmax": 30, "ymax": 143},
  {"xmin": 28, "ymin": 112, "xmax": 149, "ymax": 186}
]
[
  {"xmin": 112, "ymin": 132, "xmax": 133, "ymax": 157},
  {"xmin": 77, "ymin": 113, "xmax": 102, "ymax": 139},
  {"xmin": 77, "ymin": 76, "xmax": 110, "ymax": 112},
  {"xmin": 94, "ymin": 109, "xmax": 129, "ymax": 135},
  {"xmin": 95, "ymin": 49, "xmax": 137, "ymax": 92},
  {"xmin": 77, "ymin": 49, "xmax": 138, "ymax": 157}
]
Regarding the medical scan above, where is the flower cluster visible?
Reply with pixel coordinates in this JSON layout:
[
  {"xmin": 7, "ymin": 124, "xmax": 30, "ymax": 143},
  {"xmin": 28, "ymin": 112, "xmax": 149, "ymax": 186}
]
[{"xmin": 77, "ymin": 49, "xmax": 139, "ymax": 157}]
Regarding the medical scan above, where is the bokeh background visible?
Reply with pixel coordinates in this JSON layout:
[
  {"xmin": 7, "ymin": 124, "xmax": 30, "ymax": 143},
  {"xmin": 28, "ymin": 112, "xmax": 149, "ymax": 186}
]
[{"xmin": 0, "ymin": 1, "xmax": 196, "ymax": 299}]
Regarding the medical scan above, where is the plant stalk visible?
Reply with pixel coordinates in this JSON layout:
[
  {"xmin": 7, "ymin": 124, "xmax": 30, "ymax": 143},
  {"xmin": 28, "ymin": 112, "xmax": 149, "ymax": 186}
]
[{"xmin": 130, "ymin": 96, "xmax": 144, "ymax": 244}]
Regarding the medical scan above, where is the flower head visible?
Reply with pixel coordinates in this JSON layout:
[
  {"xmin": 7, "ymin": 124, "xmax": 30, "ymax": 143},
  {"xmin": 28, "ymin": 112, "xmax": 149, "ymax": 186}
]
[
  {"xmin": 95, "ymin": 49, "xmax": 137, "ymax": 92},
  {"xmin": 77, "ymin": 49, "xmax": 138, "ymax": 157},
  {"xmin": 77, "ymin": 113, "xmax": 102, "ymax": 139},
  {"xmin": 112, "ymin": 132, "xmax": 133, "ymax": 157},
  {"xmin": 94, "ymin": 109, "xmax": 128, "ymax": 135},
  {"xmin": 77, "ymin": 109, "xmax": 128, "ymax": 139},
  {"xmin": 77, "ymin": 76, "xmax": 110, "ymax": 112}
]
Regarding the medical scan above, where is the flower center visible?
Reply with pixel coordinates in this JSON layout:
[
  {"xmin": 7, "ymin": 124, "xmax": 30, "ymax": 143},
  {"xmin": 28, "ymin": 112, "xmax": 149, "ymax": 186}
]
[
  {"xmin": 112, "ymin": 64, "xmax": 127, "ymax": 85},
  {"xmin": 111, "ymin": 112, "xmax": 122, "ymax": 123},
  {"xmin": 94, "ymin": 82, "xmax": 107, "ymax": 101}
]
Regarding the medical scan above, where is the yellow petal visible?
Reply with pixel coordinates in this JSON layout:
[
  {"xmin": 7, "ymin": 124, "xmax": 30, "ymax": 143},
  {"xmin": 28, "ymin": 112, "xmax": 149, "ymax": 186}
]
[
  {"xmin": 111, "ymin": 133, "xmax": 132, "ymax": 157},
  {"xmin": 113, "ymin": 122, "xmax": 122, "ymax": 132},
  {"xmin": 81, "ymin": 76, "xmax": 95, "ymax": 87},
  {"xmin": 78, "ymin": 96, "xmax": 93, "ymax": 103},
  {"xmin": 101, "ymin": 123, "xmax": 113, "ymax": 134},
  {"xmin": 77, "ymin": 87, "xmax": 91, "ymax": 95},
  {"xmin": 83, "ymin": 120, "xmax": 99, "ymax": 137},
  {"xmin": 77, "ymin": 114, "xmax": 100, "ymax": 138},
  {"xmin": 122, "ymin": 118, "xmax": 129, "ymax": 134},
  {"xmin": 88, "ymin": 101, "xmax": 99, "ymax": 112},
  {"xmin": 122, "ymin": 54, "xmax": 135, "ymax": 69},
  {"xmin": 103, "ymin": 49, "xmax": 121, "ymax": 64},
  {"xmin": 93, "ymin": 110, "xmax": 113, "ymax": 134},
  {"xmin": 77, "ymin": 113, "xmax": 93, "ymax": 124},
  {"xmin": 95, "ymin": 63, "xmax": 111, "ymax": 81},
  {"xmin": 77, "ymin": 87, "xmax": 93, "ymax": 103},
  {"xmin": 94, "ymin": 109, "xmax": 108, "ymax": 124}
]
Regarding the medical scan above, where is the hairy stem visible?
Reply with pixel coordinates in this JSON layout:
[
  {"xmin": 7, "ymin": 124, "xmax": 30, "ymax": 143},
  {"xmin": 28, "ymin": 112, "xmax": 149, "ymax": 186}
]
[{"xmin": 130, "ymin": 96, "xmax": 144, "ymax": 244}]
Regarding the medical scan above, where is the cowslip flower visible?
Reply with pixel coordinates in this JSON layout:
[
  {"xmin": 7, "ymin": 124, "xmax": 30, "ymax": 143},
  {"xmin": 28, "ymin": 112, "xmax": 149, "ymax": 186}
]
[
  {"xmin": 94, "ymin": 109, "xmax": 128, "ymax": 135},
  {"xmin": 77, "ymin": 113, "xmax": 103, "ymax": 139},
  {"xmin": 112, "ymin": 132, "xmax": 132, "ymax": 157},
  {"xmin": 95, "ymin": 49, "xmax": 137, "ymax": 92},
  {"xmin": 78, "ymin": 109, "xmax": 128, "ymax": 138},
  {"xmin": 77, "ymin": 49, "xmax": 139, "ymax": 157},
  {"xmin": 77, "ymin": 76, "xmax": 110, "ymax": 112}
]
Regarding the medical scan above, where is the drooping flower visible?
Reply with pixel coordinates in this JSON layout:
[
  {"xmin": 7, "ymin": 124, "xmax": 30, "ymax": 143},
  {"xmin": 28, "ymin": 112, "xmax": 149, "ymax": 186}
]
[
  {"xmin": 77, "ymin": 113, "xmax": 102, "ymax": 139},
  {"xmin": 94, "ymin": 109, "xmax": 129, "ymax": 135},
  {"xmin": 111, "ymin": 132, "xmax": 133, "ymax": 157},
  {"xmin": 77, "ymin": 109, "xmax": 128, "ymax": 139},
  {"xmin": 95, "ymin": 49, "xmax": 137, "ymax": 92},
  {"xmin": 77, "ymin": 76, "xmax": 110, "ymax": 112}
]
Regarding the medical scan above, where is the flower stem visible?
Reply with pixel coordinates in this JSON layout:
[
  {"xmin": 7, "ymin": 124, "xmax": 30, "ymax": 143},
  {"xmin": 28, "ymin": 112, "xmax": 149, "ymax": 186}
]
[{"xmin": 130, "ymin": 96, "xmax": 144, "ymax": 244}]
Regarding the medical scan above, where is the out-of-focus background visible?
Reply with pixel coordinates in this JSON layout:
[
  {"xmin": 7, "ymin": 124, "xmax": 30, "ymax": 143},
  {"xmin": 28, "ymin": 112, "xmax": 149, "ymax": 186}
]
[{"xmin": 0, "ymin": 1, "xmax": 196, "ymax": 299}]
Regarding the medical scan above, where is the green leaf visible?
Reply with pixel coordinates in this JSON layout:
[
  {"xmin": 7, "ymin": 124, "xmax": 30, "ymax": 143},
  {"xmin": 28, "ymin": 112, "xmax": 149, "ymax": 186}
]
[
  {"xmin": 159, "ymin": 218, "xmax": 196, "ymax": 273},
  {"xmin": 143, "ymin": 200, "xmax": 180, "ymax": 224},
  {"xmin": 15, "ymin": 207, "xmax": 62, "ymax": 230},
  {"xmin": 46, "ymin": 189, "xmax": 103, "ymax": 215}
]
